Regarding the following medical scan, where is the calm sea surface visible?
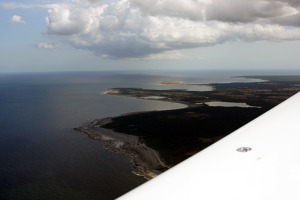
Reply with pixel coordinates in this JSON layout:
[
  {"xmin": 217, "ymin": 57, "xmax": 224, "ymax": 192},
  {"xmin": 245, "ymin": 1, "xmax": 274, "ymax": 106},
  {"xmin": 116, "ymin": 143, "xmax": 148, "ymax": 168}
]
[{"xmin": 0, "ymin": 70, "xmax": 298, "ymax": 199}]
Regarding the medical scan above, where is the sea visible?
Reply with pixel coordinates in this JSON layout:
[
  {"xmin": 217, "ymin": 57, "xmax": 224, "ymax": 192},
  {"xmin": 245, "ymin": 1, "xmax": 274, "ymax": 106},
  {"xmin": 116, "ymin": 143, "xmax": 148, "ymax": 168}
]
[{"xmin": 0, "ymin": 70, "xmax": 299, "ymax": 200}]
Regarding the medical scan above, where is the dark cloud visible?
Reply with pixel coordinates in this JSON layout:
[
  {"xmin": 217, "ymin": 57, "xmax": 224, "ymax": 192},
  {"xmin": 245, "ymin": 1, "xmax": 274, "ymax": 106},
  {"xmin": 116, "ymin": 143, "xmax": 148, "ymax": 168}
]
[
  {"xmin": 277, "ymin": 0, "xmax": 300, "ymax": 7},
  {"xmin": 81, "ymin": 35, "xmax": 168, "ymax": 58},
  {"xmin": 270, "ymin": 12, "xmax": 300, "ymax": 27},
  {"xmin": 206, "ymin": 0, "xmax": 296, "ymax": 23}
]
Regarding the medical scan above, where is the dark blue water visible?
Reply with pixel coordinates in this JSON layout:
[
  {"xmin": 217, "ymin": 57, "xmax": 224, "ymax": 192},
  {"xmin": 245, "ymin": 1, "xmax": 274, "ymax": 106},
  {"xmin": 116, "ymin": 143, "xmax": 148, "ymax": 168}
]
[
  {"xmin": 1, "ymin": 70, "xmax": 299, "ymax": 200},
  {"xmin": 0, "ymin": 72, "xmax": 186, "ymax": 200}
]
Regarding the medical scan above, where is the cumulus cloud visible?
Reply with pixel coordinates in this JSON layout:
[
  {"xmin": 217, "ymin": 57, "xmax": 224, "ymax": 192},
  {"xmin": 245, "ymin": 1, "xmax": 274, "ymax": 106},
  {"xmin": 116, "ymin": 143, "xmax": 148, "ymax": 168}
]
[
  {"xmin": 9, "ymin": 15, "xmax": 25, "ymax": 24},
  {"xmin": 9, "ymin": 0, "xmax": 299, "ymax": 58},
  {"xmin": 36, "ymin": 42, "xmax": 59, "ymax": 49},
  {"xmin": 46, "ymin": 7, "xmax": 90, "ymax": 35}
]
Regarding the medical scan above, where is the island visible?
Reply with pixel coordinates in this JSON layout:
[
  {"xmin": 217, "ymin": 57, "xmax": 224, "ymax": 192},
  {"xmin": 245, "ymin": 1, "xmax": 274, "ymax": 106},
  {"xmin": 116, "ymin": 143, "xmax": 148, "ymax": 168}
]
[
  {"xmin": 158, "ymin": 81, "xmax": 184, "ymax": 85},
  {"xmin": 75, "ymin": 75, "xmax": 300, "ymax": 179}
]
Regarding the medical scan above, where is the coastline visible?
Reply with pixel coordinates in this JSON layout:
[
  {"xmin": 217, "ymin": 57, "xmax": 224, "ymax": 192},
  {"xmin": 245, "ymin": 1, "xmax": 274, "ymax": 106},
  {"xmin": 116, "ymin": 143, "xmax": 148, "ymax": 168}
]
[
  {"xmin": 75, "ymin": 75, "xmax": 300, "ymax": 179},
  {"xmin": 74, "ymin": 118, "xmax": 170, "ymax": 180}
]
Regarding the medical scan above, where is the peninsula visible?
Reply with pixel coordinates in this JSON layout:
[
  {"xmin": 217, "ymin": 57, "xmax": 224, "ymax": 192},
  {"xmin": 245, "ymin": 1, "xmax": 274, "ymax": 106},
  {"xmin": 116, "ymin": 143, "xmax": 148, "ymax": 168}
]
[{"xmin": 75, "ymin": 75, "xmax": 300, "ymax": 179}]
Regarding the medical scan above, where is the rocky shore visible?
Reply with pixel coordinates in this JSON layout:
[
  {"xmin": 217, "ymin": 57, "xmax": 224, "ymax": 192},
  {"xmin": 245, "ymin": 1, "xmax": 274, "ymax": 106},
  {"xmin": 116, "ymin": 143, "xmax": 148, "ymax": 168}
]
[
  {"xmin": 74, "ymin": 118, "xmax": 169, "ymax": 180},
  {"xmin": 75, "ymin": 75, "xmax": 300, "ymax": 179}
]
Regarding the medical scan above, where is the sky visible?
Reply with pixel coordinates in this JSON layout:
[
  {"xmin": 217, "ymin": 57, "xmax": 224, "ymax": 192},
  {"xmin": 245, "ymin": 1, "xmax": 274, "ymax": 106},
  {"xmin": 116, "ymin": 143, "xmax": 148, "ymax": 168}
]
[{"xmin": 0, "ymin": 0, "xmax": 300, "ymax": 72}]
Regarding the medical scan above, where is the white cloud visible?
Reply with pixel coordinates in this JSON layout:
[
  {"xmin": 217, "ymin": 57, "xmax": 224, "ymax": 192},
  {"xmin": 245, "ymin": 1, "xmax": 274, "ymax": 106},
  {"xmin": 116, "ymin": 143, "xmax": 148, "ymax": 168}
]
[
  {"xmin": 36, "ymin": 42, "xmax": 59, "ymax": 49},
  {"xmin": 0, "ymin": 2, "xmax": 36, "ymax": 9},
  {"xmin": 8, "ymin": 15, "xmax": 25, "ymax": 24},
  {"xmin": 132, "ymin": 0, "xmax": 206, "ymax": 21},
  {"xmin": 4, "ymin": 0, "xmax": 300, "ymax": 59},
  {"xmin": 132, "ymin": 0, "xmax": 299, "ymax": 23}
]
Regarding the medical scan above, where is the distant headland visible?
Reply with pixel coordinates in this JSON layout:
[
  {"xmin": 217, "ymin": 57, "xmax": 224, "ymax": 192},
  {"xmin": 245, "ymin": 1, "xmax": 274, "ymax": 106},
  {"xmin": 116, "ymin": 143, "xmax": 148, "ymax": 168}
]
[{"xmin": 75, "ymin": 75, "xmax": 300, "ymax": 180}]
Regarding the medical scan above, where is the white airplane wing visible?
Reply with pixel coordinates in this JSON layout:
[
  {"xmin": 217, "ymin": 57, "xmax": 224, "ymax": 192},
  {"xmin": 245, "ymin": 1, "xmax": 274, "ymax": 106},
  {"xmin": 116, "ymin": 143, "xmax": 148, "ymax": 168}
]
[{"xmin": 117, "ymin": 91, "xmax": 300, "ymax": 200}]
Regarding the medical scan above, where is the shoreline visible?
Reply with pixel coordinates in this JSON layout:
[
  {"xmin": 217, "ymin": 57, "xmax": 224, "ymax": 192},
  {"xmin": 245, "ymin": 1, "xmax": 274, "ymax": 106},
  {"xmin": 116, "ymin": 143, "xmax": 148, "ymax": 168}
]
[
  {"xmin": 74, "ymin": 118, "xmax": 170, "ymax": 180},
  {"xmin": 75, "ymin": 75, "xmax": 300, "ymax": 179}
]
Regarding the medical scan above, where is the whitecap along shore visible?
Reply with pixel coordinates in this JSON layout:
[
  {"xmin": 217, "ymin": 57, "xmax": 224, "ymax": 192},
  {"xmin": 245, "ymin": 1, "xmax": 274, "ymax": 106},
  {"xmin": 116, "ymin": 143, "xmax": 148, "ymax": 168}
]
[{"xmin": 74, "ymin": 118, "xmax": 169, "ymax": 180}]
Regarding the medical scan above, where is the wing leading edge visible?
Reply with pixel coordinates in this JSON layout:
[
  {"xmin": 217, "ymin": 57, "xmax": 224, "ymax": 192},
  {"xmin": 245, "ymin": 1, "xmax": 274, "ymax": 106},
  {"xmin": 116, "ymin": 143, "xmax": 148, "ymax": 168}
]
[{"xmin": 118, "ymin": 91, "xmax": 300, "ymax": 200}]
